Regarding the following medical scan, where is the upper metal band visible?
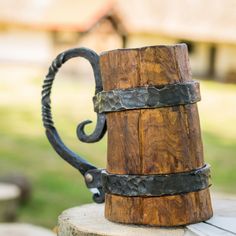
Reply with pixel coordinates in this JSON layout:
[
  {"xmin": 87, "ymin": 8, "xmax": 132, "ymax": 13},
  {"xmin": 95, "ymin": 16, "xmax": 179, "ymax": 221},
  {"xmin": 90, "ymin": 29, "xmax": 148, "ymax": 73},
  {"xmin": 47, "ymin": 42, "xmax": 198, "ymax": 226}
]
[
  {"xmin": 101, "ymin": 164, "xmax": 210, "ymax": 197},
  {"xmin": 93, "ymin": 81, "xmax": 201, "ymax": 113}
]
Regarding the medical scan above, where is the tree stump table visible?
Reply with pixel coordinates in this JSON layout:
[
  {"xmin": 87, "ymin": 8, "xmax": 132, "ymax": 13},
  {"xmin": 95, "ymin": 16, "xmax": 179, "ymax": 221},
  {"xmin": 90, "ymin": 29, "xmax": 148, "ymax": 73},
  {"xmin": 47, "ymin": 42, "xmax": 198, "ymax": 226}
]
[
  {"xmin": 0, "ymin": 223, "xmax": 56, "ymax": 236},
  {"xmin": 57, "ymin": 195, "xmax": 236, "ymax": 236},
  {"xmin": 0, "ymin": 183, "xmax": 20, "ymax": 222}
]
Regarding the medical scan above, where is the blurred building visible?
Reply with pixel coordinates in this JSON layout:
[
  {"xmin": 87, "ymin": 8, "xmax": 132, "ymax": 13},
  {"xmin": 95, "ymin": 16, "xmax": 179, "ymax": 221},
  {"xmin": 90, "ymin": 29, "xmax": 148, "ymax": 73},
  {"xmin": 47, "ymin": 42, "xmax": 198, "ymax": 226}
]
[{"xmin": 0, "ymin": 0, "xmax": 235, "ymax": 82}]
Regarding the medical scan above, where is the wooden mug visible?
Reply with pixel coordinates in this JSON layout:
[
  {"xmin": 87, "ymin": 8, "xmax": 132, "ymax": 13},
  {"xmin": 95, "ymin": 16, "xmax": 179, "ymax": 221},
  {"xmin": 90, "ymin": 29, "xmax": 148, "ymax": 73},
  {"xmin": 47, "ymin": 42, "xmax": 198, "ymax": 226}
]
[{"xmin": 42, "ymin": 44, "xmax": 213, "ymax": 226}]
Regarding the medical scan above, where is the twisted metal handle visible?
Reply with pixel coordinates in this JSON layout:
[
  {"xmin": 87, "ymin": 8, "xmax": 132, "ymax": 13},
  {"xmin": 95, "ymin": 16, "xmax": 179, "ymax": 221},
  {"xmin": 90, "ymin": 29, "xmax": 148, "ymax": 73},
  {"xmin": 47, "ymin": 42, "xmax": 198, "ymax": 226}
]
[{"xmin": 41, "ymin": 48, "xmax": 106, "ymax": 203}]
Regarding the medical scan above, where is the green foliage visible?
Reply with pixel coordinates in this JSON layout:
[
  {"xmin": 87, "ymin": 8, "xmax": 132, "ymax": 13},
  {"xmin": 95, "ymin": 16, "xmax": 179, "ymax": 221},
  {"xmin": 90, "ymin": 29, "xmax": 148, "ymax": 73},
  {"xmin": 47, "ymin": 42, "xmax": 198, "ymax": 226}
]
[
  {"xmin": 199, "ymin": 81, "xmax": 236, "ymax": 193},
  {"xmin": 0, "ymin": 78, "xmax": 235, "ymax": 228}
]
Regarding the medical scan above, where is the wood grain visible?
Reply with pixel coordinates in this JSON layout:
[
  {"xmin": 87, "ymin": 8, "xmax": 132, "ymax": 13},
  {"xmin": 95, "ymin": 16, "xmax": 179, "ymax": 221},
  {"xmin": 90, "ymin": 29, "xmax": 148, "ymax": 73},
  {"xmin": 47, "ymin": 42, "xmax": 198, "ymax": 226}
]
[
  {"xmin": 99, "ymin": 44, "xmax": 212, "ymax": 226},
  {"xmin": 105, "ymin": 189, "xmax": 212, "ymax": 226}
]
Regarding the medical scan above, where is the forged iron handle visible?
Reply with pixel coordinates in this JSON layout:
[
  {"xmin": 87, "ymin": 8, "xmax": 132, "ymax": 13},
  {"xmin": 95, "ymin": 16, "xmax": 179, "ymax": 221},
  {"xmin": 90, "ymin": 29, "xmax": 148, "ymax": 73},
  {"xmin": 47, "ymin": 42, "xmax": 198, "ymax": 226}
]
[{"xmin": 41, "ymin": 48, "xmax": 106, "ymax": 203}]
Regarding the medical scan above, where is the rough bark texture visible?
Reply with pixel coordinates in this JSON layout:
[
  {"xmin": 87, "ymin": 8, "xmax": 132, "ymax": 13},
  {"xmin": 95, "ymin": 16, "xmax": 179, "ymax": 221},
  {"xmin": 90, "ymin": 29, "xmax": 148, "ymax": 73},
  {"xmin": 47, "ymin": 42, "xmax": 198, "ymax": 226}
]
[{"xmin": 99, "ymin": 44, "xmax": 212, "ymax": 226}]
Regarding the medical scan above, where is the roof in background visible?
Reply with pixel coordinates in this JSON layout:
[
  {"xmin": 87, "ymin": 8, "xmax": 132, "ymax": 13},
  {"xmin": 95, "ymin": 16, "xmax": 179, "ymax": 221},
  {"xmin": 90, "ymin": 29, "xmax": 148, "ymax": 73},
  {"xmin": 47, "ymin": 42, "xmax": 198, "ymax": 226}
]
[
  {"xmin": 0, "ymin": 0, "xmax": 113, "ymax": 31},
  {"xmin": 116, "ymin": 0, "xmax": 236, "ymax": 44},
  {"xmin": 0, "ymin": 0, "xmax": 236, "ymax": 44}
]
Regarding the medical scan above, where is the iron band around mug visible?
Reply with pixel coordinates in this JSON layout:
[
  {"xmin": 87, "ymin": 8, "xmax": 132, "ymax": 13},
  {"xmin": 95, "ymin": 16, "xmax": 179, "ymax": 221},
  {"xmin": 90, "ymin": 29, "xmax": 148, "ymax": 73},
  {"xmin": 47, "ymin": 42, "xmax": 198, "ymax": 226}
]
[
  {"xmin": 93, "ymin": 80, "xmax": 201, "ymax": 113},
  {"xmin": 101, "ymin": 164, "xmax": 211, "ymax": 197}
]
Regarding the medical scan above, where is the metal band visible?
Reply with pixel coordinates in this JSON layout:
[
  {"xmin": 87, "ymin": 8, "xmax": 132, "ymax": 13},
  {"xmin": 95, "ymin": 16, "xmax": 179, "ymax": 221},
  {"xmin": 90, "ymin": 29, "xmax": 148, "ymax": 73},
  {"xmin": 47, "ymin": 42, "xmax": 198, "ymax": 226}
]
[
  {"xmin": 101, "ymin": 164, "xmax": 211, "ymax": 197},
  {"xmin": 93, "ymin": 81, "xmax": 200, "ymax": 113}
]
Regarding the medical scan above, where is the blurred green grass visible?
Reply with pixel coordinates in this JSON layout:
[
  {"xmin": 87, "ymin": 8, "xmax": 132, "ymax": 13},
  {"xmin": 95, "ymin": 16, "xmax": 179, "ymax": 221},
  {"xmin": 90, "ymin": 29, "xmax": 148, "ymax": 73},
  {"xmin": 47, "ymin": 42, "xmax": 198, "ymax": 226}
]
[{"xmin": 0, "ymin": 76, "xmax": 235, "ymax": 228}]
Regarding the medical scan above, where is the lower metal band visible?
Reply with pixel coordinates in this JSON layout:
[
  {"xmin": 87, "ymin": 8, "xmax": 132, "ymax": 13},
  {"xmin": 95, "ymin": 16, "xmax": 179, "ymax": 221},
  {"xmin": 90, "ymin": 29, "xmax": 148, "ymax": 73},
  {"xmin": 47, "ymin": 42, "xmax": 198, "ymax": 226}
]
[
  {"xmin": 93, "ymin": 81, "xmax": 200, "ymax": 113},
  {"xmin": 101, "ymin": 164, "xmax": 211, "ymax": 197}
]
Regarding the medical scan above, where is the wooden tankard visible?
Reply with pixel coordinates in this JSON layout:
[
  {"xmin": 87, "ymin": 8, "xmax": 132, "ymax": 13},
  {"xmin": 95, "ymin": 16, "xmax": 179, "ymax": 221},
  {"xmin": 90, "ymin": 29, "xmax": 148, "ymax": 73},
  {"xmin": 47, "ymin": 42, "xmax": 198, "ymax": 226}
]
[{"xmin": 42, "ymin": 44, "xmax": 213, "ymax": 226}]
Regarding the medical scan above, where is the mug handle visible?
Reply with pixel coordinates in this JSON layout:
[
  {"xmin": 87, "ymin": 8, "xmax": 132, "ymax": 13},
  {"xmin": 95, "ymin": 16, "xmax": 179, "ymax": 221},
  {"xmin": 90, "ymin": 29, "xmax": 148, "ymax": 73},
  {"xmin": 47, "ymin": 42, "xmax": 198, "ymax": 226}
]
[{"xmin": 41, "ymin": 48, "xmax": 107, "ymax": 203}]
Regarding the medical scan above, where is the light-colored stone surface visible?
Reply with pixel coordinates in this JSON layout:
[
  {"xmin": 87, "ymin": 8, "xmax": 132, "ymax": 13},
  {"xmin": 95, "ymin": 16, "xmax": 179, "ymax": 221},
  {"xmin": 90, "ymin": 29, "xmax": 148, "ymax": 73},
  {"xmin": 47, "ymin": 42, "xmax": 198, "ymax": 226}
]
[
  {"xmin": 0, "ymin": 223, "xmax": 56, "ymax": 236},
  {"xmin": 58, "ymin": 196, "xmax": 236, "ymax": 236}
]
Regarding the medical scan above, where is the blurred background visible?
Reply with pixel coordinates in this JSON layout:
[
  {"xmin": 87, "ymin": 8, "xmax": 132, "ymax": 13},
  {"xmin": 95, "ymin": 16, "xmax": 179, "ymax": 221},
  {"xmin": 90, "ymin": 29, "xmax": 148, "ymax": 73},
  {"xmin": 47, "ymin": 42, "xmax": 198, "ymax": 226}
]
[{"xmin": 0, "ymin": 0, "xmax": 236, "ymax": 233}]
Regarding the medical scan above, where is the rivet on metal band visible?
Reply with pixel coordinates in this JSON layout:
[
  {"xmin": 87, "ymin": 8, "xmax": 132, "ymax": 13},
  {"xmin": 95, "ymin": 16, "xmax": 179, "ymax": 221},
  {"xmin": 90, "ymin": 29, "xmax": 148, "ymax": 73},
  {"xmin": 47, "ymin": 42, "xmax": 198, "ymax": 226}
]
[
  {"xmin": 93, "ymin": 81, "xmax": 201, "ymax": 113},
  {"xmin": 101, "ymin": 164, "xmax": 211, "ymax": 197}
]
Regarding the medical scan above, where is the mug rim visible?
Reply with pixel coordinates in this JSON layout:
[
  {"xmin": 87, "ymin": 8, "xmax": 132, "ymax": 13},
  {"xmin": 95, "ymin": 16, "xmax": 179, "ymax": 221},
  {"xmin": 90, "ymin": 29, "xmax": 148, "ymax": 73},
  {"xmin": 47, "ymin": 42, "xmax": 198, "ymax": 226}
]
[{"xmin": 100, "ymin": 43, "xmax": 187, "ymax": 56}]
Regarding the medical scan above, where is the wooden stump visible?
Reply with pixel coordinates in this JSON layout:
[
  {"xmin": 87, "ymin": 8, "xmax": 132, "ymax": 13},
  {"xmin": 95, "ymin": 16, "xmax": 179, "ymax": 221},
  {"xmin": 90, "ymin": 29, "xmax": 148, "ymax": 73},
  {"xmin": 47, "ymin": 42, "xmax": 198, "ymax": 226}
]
[
  {"xmin": 57, "ymin": 204, "xmax": 185, "ymax": 236},
  {"xmin": 0, "ymin": 183, "xmax": 20, "ymax": 222},
  {"xmin": 57, "ymin": 196, "xmax": 236, "ymax": 236},
  {"xmin": 0, "ymin": 223, "xmax": 56, "ymax": 236},
  {"xmin": 99, "ymin": 44, "xmax": 213, "ymax": 226}
]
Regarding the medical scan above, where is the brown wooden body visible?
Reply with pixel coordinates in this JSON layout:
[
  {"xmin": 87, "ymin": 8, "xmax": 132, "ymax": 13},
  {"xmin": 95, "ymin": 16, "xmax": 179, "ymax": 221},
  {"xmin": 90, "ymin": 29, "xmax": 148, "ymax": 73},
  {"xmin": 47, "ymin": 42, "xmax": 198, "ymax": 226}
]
[{"xmin": 99, "ymin": 44, "xmax": 212, "ymax": 226}]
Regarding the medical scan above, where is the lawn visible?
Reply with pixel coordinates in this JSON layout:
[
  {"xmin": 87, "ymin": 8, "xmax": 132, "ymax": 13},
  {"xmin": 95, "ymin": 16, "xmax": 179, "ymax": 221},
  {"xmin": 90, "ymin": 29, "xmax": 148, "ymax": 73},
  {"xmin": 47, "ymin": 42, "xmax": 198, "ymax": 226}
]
[{"xmin": 0, "ymin": 75, "xmax": 235, "ymax": 228}]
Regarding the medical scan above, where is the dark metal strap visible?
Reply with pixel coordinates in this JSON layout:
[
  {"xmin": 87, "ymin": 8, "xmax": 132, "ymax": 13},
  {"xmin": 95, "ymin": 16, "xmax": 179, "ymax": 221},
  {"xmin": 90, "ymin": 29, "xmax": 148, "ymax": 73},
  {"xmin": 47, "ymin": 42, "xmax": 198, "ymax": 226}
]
[
  {"xmin": 93, "ymin": 81, "xmax": 200, "ymax": 113},
  {"xmin": 101, "ymin": 164, "xmax": 211, "ymax": 197}
]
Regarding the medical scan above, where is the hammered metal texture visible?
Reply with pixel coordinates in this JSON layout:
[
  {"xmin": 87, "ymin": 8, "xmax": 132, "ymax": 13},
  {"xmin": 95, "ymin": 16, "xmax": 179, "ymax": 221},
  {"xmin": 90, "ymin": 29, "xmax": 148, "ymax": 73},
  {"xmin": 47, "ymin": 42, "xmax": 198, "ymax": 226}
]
[
  {"xmin": 102, "ymin": 164, "xmax": 210, "ymax": 197},
  {"xmin": 93, "ymin": 81, "xmax": 201, "ymax": 113}
]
